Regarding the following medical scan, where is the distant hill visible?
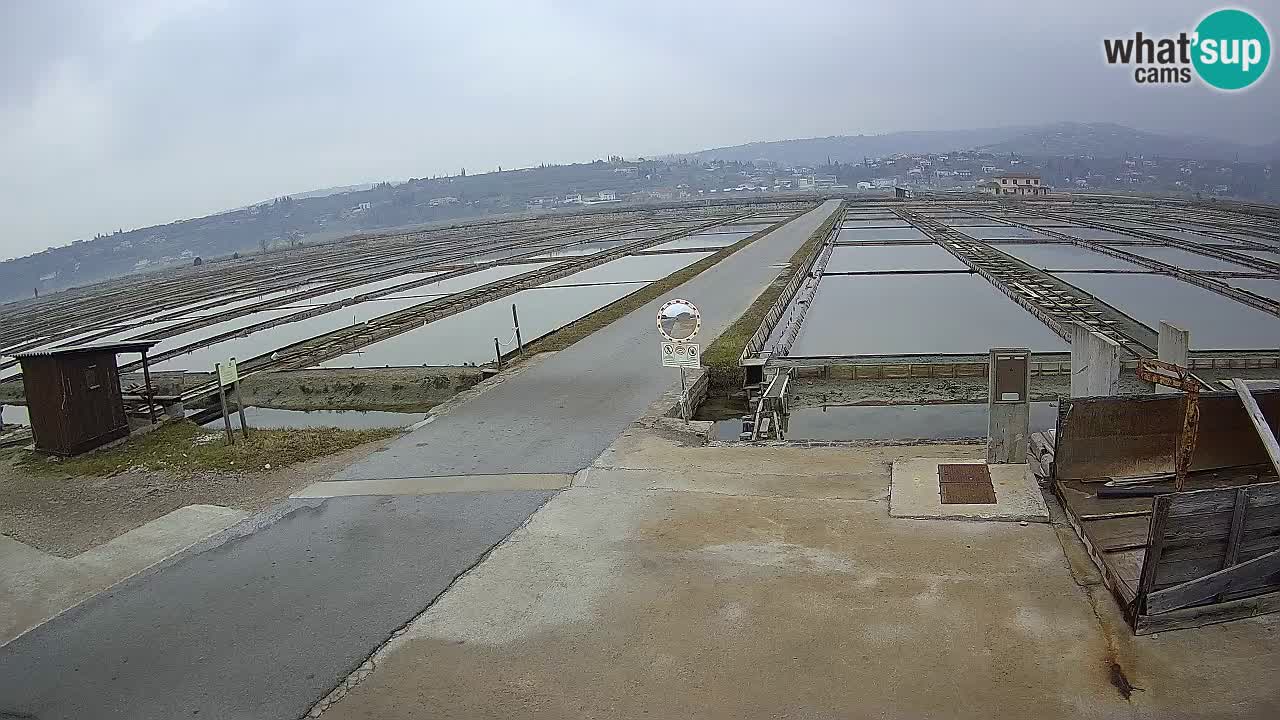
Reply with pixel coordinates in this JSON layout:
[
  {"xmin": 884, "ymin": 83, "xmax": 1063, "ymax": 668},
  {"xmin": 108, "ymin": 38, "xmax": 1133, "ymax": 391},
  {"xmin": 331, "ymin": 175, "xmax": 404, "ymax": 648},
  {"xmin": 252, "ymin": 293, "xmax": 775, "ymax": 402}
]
[
  {"xmin": 678, "ymin": 122, "xmax": 1274, "ymax": 165},
  {"xmin": 671, "ymin": 127, "xmax": 1033, "ymax": 166},
  {"xmin": 977, "ymin": 122, "xmax": 1261, "ymax": 162}
]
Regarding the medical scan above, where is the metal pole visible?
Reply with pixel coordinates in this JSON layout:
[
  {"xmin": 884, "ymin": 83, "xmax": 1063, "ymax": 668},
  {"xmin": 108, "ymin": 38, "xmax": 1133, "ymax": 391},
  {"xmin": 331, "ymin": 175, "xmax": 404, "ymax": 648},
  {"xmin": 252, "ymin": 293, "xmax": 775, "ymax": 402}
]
[
  {"xmin": 233, "ymin": 379, "xmax": 249, "ymax": 440},
  {"xmin": 494, "ymin": 337, "xmax": 502, "ymax": 368},
  {"xmin": 215, "ymin": 363, "xmax": 234, "ymax": 445},
  {"xmin": 140, "ymin": 349, "xmax": 157, "ymax": 425},
  {"xmin": 512, "ymin": 303, "xmax": 523, "ymax": 357},
  {"xmin": 679, "ymin": 366, "xmax": 689, "ymax": 424}
]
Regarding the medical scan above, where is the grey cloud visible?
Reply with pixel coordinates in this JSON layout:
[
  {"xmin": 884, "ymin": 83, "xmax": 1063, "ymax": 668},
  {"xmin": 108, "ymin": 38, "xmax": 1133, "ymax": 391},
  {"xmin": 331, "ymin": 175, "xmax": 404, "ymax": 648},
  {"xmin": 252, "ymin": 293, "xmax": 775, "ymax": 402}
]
[{"xmin": 2, "ymin": 0, "xmax": 1277, "ymax": 259}]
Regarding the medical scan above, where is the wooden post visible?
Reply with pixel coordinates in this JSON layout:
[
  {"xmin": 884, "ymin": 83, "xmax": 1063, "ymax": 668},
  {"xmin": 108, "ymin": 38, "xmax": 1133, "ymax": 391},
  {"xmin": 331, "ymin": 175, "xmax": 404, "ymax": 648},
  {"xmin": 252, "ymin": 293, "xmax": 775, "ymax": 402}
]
[
  {"xmin": 215, "ymin": 363, "xmax": 234, "ymax": 445},
  {"xmin": 233, "ymin": 380, "xmax": 249, "ymax": 440},
  {"xmin": 140, "ymin": 349, "xmax": 157, "ymax": 425},
  {"xmin": 1232, "ymin": 378, "xmax": 1280, "ymax": 479},
  {"xmin": 512, "ymin": 303, "xmax": 523, "ymax": 357},
  {"xmin": 494, "ymin": 337, "xmax": 502, "ymax": 368}
]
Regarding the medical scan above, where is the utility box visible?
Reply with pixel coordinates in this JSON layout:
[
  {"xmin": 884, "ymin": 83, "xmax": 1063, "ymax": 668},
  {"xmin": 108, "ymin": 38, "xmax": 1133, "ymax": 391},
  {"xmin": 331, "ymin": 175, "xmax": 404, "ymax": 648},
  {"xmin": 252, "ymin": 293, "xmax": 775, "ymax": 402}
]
[
  {"xmin": 988, "ymin": 347, "xmax": 1030, "ymax": 464},
  {"xmin": 14, "ymin": 341, "xmax": 159, "ymax": 456}
]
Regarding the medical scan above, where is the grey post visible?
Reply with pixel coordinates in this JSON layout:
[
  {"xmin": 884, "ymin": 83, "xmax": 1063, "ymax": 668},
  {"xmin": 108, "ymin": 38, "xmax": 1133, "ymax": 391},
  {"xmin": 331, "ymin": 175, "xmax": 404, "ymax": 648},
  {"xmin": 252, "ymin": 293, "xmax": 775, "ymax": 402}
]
[
  {"xmin": 1070, "ymin": 323, "xmax": 1121, "ymax": 398},
  {"xmin": 215, "ymin": 363, "xmax": 234, "ymax": 445},
  {"xmin": 494, "ymin": 337, "xmax": 502, "ymax": 368},
  {"xmin": 987, "ymin": 347, "xmax": 1030, "ymax": 464},
  {"xmin": 512, "ymin": 303, "xmax": 523, "ymax": 356},
  {"xmin": 1156, "ymin": 321, "xmax": 1190, "ymax": 395}
]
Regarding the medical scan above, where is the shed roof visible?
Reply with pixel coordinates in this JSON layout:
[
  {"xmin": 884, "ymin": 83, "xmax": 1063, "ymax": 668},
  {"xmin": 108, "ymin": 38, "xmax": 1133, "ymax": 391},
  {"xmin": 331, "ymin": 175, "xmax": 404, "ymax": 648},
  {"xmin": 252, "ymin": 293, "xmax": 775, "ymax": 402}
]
[{"xmin": 13, "ymin": 340, "xmax": 160, "ymax": 359}]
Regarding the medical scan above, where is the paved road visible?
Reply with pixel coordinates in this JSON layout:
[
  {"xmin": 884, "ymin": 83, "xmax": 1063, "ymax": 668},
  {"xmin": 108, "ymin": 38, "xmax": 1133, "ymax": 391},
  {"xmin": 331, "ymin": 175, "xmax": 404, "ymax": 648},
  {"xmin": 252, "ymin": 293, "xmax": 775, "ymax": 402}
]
[
  {"xmin": 0, "ymin": 200, "xmax": 841, "ymax": 720},
  {"xmin": 334, "ymin": 199, "xmax": 843, "ymax": 479},
  {"xmin": 0, "ymin": 492, "xmax": 555, "ymax": 720}
]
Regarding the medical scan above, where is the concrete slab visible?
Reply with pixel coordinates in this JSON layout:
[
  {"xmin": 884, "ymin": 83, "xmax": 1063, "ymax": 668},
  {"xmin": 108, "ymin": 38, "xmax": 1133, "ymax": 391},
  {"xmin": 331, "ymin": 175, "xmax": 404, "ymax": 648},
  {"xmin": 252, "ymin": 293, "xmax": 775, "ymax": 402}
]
[
  {"xmin": 314, "ymin": 431, "xmax": 1280, "ymax": 719},
  {"xmin": 293, "ymin": 473, "xmax": 573, "ymax": 497},
  {"xmin": 889, "ymin": 458, "xmax": 1049, "ymax": 522},
  {"xmin": 0, "ymin": 504, "xmax": 247, "ymax": 647}
]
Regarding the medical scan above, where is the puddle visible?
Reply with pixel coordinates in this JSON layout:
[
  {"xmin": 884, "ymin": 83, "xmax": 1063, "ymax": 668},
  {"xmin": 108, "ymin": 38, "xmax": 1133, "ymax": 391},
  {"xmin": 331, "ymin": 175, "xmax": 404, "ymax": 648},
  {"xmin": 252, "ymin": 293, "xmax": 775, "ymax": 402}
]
[
  {"xmin": 201, "ymin": 406, "xmax": 424, "ymax": 430},
  {"xmin": 1, "ymin": 404, "xmax": 29, "ymax": 426},
  {"xmin": 712, "ymin": 401, "xmax": 1059, "ymax": 442}
]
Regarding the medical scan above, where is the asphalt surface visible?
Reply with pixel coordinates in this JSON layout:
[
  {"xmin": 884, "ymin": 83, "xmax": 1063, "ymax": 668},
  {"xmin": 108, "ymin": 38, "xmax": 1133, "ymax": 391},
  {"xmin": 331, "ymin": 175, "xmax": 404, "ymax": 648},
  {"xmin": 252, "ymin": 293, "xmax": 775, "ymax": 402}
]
[
  {"xmin": 334, "ymin": 199, "xmax": 843, "ymax": 479},
  {"xmin": 0, "ymin": 492, "xmax": 554, "ymax": 720}
]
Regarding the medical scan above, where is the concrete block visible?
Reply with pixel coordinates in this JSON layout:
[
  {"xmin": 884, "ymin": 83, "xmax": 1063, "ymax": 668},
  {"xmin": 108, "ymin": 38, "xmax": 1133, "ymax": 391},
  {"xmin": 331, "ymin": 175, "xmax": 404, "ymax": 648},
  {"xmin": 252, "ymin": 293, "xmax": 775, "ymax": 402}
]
[{"xmin": 889, "ymin": 458, "xmax": 1048, "ymax": 522}]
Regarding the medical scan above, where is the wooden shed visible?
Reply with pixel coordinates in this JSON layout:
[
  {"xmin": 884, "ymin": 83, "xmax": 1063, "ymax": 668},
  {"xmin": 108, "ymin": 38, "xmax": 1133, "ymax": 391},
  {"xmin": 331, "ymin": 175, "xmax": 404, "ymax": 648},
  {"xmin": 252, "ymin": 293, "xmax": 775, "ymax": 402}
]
[{"xmin": 14, "ymin": 341, "xmax": 159, "ymax": 456}]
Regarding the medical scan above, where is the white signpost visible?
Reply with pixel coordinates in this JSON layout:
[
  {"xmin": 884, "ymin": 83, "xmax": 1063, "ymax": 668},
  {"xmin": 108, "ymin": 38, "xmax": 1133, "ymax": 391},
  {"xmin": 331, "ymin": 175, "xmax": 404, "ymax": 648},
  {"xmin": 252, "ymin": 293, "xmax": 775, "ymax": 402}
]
[
  {"xmin": 214, "ymin": 357, "xmax": 249, "ymax": 444},
  {"xmin": 657, "ymin": 299, "xmax": 701, "ymax": 422}
]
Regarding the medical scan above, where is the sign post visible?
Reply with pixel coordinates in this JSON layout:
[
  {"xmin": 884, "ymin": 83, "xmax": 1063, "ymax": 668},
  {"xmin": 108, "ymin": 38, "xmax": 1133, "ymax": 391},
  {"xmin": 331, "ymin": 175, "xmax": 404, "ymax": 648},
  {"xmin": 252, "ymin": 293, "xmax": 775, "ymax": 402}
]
[
  {"xmin": 657, "ymin": 299, "xmax": 702, "ymax": 423},
  {"xmin": 215, "ymin": 362, "xmax": 235, "ymax": 445},
  {"xmin": 216, "ymin": 357, "xmax": 249, "ymax": 443}
]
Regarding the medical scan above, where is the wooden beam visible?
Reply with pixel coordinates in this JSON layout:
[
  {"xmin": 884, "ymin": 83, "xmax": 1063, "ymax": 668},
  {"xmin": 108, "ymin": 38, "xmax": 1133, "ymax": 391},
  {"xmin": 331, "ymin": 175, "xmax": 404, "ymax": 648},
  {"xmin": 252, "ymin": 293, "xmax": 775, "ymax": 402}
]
[
  {"xmin": 1216, "ymin": 487, "xmax": 1249, "ymax": 603},
  {"xmin": 1232, "ymin": 378, "xmax": 1280, "ymax": 479},
  {"xmin": 1136, "ymin": 495, "xmax": 1172, "ymax": 613},
  {"xmin": 1146, "ymin": 546, "xmax": 1280, "ymax": 615}
]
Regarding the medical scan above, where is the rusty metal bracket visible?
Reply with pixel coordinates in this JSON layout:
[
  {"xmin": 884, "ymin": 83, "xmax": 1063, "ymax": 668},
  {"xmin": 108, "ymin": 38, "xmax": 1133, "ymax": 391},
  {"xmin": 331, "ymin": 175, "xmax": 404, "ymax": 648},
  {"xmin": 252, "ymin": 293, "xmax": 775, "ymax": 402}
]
[{"xmin": 1137, "ymin": 358, "xmax": 1201, "ymax": 491}]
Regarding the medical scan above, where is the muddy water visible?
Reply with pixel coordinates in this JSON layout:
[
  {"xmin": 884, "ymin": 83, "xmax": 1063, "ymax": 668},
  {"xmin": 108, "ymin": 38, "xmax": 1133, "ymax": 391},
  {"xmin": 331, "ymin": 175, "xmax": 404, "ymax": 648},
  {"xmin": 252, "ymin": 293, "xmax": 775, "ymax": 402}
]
[
  {"xmin": 824, "ymin": 244, "xmax": 966, "ymax": 273},
  {"xmin": 791, "ymin": 274, "xmax": 1068, "ymax": 356},
  {"xmin": 711, "ymin": 401, "xmax": 1059, "ymax": 442},
  {"xmin": 1056, "ymin": 272, "xmax": 1280, "ymax": 350}
]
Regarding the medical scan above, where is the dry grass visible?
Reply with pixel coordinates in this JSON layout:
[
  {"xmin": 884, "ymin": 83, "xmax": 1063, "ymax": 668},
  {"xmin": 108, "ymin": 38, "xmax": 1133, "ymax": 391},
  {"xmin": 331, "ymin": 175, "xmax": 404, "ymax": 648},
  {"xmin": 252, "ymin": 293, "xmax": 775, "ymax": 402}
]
[{"xmin": 16, "ymin": 420, "xmax": 398, "ymax": 478}]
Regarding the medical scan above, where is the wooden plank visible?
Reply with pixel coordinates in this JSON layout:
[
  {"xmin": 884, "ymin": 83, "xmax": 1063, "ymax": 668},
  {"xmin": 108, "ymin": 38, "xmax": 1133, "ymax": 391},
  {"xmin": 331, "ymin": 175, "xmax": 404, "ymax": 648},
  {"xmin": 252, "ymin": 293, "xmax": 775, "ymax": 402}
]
[
  {"xmin": 1082, "ymin": 516, "xmax": 1152, "ymax": 552},
  {"xmin": 1136, "ymin": 495, "xmax": 1172, "ymax": 612},
  {"xmin": 1136, "ymin": 588, "xmax": 1280, "ymax": 635},
  {"xmin": 1146, "ymin": 546, "xmax": 1280, "ymax": 614},
  {"xmin": 1165, "ymin": 481, "xmax": 1280, "ymax": 518},
  {"xmin": 1217, "ymin": 487, "xmax": 1250, "ymax": 602},
  {"xmin": 1233, "ymin": 378, "xmax": 1280, "ymax": 480},
  {"xmin": 1055, "ymin": 392, "xmax": 1280, "ymax": 481}
]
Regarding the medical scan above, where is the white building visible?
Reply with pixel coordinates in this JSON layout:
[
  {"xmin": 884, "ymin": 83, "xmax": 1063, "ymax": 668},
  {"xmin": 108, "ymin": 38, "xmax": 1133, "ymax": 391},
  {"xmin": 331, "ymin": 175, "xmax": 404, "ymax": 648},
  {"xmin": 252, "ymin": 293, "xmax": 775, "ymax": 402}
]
[{"xmin": 990, "ymin": 173, "xmax": 1048, "ymax": 196}]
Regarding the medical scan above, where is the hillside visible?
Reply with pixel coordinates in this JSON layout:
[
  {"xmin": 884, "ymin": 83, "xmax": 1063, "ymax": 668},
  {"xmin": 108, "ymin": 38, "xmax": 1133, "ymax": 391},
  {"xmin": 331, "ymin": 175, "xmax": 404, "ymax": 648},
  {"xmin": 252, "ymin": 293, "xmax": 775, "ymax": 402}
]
[
  {"xmin": 977, "ymin": 122, "xmax": 1265, "ymax": 161},
  {"xmin": 672, "ymin": 127, "xmax": 1033, "ymax": 166},
  {"xmin": 682, "ymin": 122, "xmax": 1274, "ymax": 165}
]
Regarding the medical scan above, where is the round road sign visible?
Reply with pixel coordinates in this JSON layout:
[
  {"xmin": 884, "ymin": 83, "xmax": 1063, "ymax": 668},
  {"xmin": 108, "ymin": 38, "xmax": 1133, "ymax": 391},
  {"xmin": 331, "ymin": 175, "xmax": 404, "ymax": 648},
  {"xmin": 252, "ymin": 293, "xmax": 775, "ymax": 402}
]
[{"xmin": 657, "ymin": 298, "xmax": 700, "ymax": 341}]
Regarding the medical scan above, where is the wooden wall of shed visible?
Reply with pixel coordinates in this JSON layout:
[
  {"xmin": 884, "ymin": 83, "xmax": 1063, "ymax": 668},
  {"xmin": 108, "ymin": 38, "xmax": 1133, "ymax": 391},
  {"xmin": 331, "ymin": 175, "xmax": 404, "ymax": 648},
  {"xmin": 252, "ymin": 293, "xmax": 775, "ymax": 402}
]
[
  {"xmin": 1054, "ymin": 391, "xmax": 1280, "ymax": 481},
  {"xmin": 19, "ymin": 350, "xmax": 129, "ymax": 456}
]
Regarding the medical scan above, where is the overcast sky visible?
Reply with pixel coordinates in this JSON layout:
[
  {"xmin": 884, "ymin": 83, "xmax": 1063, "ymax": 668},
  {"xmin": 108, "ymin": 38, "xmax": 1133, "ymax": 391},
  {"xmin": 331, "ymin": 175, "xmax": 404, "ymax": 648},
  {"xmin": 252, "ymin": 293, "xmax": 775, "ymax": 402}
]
[{"xmin": 2, "ymin": 0, "xmax": 1277, "ymax": 259}]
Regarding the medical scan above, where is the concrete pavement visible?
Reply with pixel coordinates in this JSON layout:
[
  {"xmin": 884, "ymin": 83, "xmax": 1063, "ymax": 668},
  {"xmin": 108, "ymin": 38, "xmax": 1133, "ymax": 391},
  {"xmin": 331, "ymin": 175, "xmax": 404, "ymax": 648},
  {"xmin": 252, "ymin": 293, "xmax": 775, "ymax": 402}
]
[
  {"xmin": 317, "ymin": 424, "xmax": 1280, "ymax": 720},
  {"xmin": 332, "ymin": 199, "xmax": 843, "ymax": 479},
  {"xmin": 0, "ymin": 492, "xmax": 554, "ymax": 720}
]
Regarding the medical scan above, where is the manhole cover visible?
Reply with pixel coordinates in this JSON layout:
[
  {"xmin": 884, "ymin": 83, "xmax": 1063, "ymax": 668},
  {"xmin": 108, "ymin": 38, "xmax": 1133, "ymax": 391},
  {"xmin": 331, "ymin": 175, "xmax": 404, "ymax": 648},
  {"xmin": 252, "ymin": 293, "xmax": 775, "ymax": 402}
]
[
  {"xmin": 938, "ymin": 464, "xmax": 991, "ymax": 485},
  {"xmin": 938, "ymin": 463, "xmax": 996, "ymax": 505}
]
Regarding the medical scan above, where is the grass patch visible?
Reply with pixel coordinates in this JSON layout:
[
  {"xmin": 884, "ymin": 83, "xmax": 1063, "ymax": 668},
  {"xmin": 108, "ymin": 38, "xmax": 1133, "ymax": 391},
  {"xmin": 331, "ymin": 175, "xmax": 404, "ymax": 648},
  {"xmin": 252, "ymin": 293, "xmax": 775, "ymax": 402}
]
[
  {"xmin": 17, "ymin": 420, "xmax": 398, "ymax": 478},
  {"xmin": 700, "ymin": 205, "xmax": 843, "ymax": 392},
  {"xmin": 520, "ymin": 212, "xmax": 804, "ymax": 356}
]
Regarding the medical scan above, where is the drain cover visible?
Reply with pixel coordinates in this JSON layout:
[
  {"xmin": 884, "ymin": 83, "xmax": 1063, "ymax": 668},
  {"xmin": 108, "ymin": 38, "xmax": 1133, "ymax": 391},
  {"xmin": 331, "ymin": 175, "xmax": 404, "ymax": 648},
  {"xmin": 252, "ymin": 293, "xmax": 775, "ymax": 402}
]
[{"xmin": 938, "ymin": 464, "xmax": 996, "ymax": 504}]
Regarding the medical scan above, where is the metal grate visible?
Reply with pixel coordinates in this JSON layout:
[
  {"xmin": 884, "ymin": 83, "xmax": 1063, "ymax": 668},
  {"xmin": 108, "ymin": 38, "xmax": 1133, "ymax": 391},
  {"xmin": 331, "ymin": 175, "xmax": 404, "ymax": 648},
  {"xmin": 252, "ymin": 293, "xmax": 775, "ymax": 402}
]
[{"xmin": 938, "ymin": 463, "xmax": 997, "ymax": 504}]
